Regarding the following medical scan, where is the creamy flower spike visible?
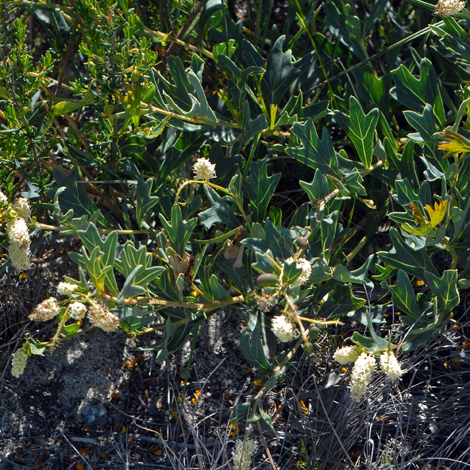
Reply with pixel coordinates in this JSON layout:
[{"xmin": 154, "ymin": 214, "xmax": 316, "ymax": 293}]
[
  {"xmin": 29, "ymin": 297, "xmax": 61, "ymax": 322},
  {"xmin": 282, "ymin": 257, "xmax": 312, "ymax": 285},
  {"xmin": 435, "ymin": 0, "xmax": 466, "ymax": 17},
  {"xmin": 193, "ymin": 157, "xmax": 216, "ymax": 180},
  {"xmin": 11, "ymin": 342, "xmax": 31, "ymax": 378},
  {"xmin": 350, "ymin": 353, "xmax": 376, "ymax": 402},
  {"xmin": 6, "ymin": 217, "xmax": 31, "ymax": 271},
  {"xmin": 232, "ymin": 438, "xmax": 257, "ymax": 470},
  {"xmin": 88, "ymin": 304, "xmax": 120, "ymax": 332},
  {"xmin": 8, "ymin": 242, "xmax": 31, "ymax": 271},
  {"xmin": 271, "ymin": 315, "xmax": 297, "ymax": 342},
  {"xmin": 334, "ymin": 345, "xmax": 360, "ymax": 364},
  {"xmin": 13, "ymin": 197, "xmax": 31, "ymax": 220},
  {"xmin": 57, "ymin": 282, "xmax": 78, "ymax": 297},
  {"xmin": 7, "ymin": 217, "xmax": 30, "ymax": 248},
  {"xmin": 380, "ymin": 351, "xmax": 403, "ymax": 379},
  {"xmin": 68, "ymin": 302, "xmax": 87, "ymax": 320}
]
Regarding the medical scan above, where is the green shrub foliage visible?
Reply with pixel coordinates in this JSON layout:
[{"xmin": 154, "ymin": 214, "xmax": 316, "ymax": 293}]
[{"xmin": 2, "ymin": 0, "xmax": 470, "ymax": 422}]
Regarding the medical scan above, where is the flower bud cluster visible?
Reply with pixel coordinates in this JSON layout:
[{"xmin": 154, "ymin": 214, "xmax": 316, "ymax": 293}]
[
  {"xmin": 271, "ymin": 315, "xmax": 297, "ymax": 342},
  {"xmin": 193, "ymin": 157, "xmax": 216, "ymax": 181},
  {"xmin": 232, "ymin": 438, "xmax": 257, "ymax": 470},
  {"xmin": 29, "ymin": 297, "xmax": 62, "ymax": 322},
  {"xmin": 11, "ymin": 342, "xmax": 31, "ymax": 378},
  {"xmin": 88, "ymin": 304, "xmax": 120, "ymax": 332}
]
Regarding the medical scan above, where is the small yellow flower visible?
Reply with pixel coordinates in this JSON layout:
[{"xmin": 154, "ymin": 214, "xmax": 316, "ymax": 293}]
[{"xmin": 438, "ymin": 129, "xmax": 470, "ymax": 157}]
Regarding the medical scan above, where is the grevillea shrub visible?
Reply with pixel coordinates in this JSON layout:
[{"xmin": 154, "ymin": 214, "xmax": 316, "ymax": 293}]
[{"xmin": 2, "ymin": 0, "xmax": 470, "ymax": 438}]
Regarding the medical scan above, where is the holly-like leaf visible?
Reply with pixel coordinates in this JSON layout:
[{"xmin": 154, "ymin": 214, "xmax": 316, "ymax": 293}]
[
  {"xmin": 391, "ymin": 58, "xmax": 444, "ymax": 126},
  {"xmin": 242, "ymin": 161, "xmax": 281, "ymax": 223},
  {"xmin": 159, "ymin": 205, "xmax": 198, "ymax": 257},
  {"xmin": 424, "ymin": 270, "xmax": 460, "ymax": 316},
  {"xmin": 383, "ymin": 270, "xmax": 422, "ymax": 320},
  {"xmin": 47, "ymin": 167, "xmax": 109, "ymax": 229},
  {"xmin": 199, "ymin": 186, "xmax": 239, "ymax": 229},
  {"xmin": 378, "ymin": 228, "xmax": 439, "ymax": 279},
  {"xmin": 287, "ymin": 120, "xmax": 341, "ymax": 177},
  {"xmin": 332, "ymin": 254, "xmax": 374, "ymax": 288},
  {"xmin": 135, "ymin": 174, "xmax": 159, "ymax": 229},
  {"xmin": 335, "ymin": 96, "xmax": 379, "ymax": 169},
  {"xmin": 260, "ymin": 36, "xmax": 316, "ymax": 108}
]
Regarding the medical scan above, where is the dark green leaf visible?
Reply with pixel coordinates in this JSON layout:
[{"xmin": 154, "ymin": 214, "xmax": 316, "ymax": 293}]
[
  {"xmin": 424, "ymin": 270, "xmax": 460, "ymax": 316},
  {"xmin": 242, "ymin": 161, "xmax": 281, "ymax": 223},
  {"xmin": 287, "ymin": 120, "xmax": 341, "ymax": 177},
  {"xmin": 159, "ymin": 205, "xmax": 198, "ymax": 257},
  {"xmin": 378, "ymin": 228, "xmax": 439, "ymax": 279},
  {"xmin": 335, "ymin": 96, "xmax": 379, "ymax": 169}
]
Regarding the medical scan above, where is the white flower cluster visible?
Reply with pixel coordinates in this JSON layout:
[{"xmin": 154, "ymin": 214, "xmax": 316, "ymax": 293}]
[
  {"xmin": 271, "ymin": 315, "xmax": 297, "ymax": 342},
  {"xmin": 380, "ymin": 351, "xmax": 403, "ymax": 379},
  {"xmin": 335, "ymin": 346, "xmax": 404, "ymax": 402},
  {"xmin": 0, "ymin": 189, "xmax": 7, "ymax": 206},
  {"xmin": 57, "ymin": 282, "xmax": 78, "ymax": 297},
  {"xmin": 435, "ymin": 0, "xmax": 465, "ymax": 17},
  {"xmin": 282, "ymin": 257, "xmax": 312, "ymax": 285},
  {"xmin": 193, "ymin": 157, "xmax": 216, "ymax": 180},
  {"xmin": 88, "ymin": 304, "xmax": 120, "ymax": 332},
  {"xmin": 69, "ymin": 301, "xmax": 87, "ymax": 320},
  {"xmin": 13, "ymin": 197, "xmax": 31, "ymax": 220},
  {"xmin": 350, "ymin": 353, "xmax": 376, "ymax": 402},
  {"xmin": 232, "ymin": 438, "xmax": 257, "ymax": 470},
  {"xmin": 334, "ymin": 345, "xmax": 360, "ymax": 364},
  {"xmin": 5, "ymin": 197, "xmax": 32, "ymax": 272},
  {"xmin": 6, "ymin": 216, "xmax": 31, "ymax": 271},
  {"xmin": 11, "ymin": 342, "xmax": 31, "ymax": 378},
  {"xmin": 29, "ymin": 297, "xmax": 61, "ymax": 322}
]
